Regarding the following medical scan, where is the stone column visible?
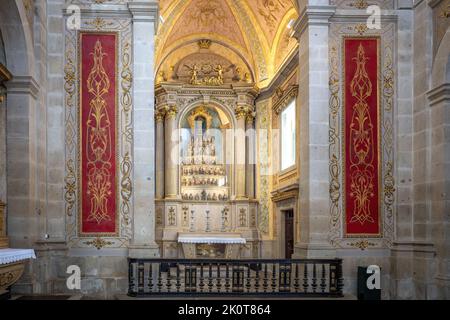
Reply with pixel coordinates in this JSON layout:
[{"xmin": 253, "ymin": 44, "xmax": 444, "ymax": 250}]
[
  {"xmin": 155, "ymin": 110, "xmax": 165, "ymax": 199},
  {"xmin": 235, "ymin": 107, "xmax": 247, "ymax": 199},
  {"xmin": 128, "ymin": 1, "xmax": 160, "ymax": 258},
  {"xmin": 427, "ymin": 83, "xmax": 450, "ymax": 297},
  {"xmin": 6, "ymin": 77, "xmax": 40, "ymax": 248},
  {"xmin": 292, "ymin": 2, "xmax": 336, "ymax": 258},
  {"xmin": 245, "ymin": 114, "xmax": 255, "ymax": 199},
  {"xmin": 164, "ymin": 105, "xmax": 179, "ymax": 199}
]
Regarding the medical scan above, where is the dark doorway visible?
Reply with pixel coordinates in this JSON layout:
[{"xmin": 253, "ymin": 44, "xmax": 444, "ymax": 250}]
[{"xmin": 284, "ymin": 210, "xmax": 294, "ymax": 259}]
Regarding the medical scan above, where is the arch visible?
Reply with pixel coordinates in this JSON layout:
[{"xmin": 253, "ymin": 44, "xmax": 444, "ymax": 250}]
[
  {"xmin": 431, "ymin": 28, "xmax": 450, "ymax": 88},
  {"xmin": 156, "ymin": 38, "xmax": 256, "ymax": 82},
  {"xmin": 0, "ymin": 0, "xmax": 33, "ymax": 76},
  {"xmin": 177, "ymin": 100, "xmax": 236, "ymax": 131}
]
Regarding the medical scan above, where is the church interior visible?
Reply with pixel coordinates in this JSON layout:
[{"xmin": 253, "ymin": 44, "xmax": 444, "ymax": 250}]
[{"xmin": 0, "ymin": 0, "xmax": 449, "ymax": 300}]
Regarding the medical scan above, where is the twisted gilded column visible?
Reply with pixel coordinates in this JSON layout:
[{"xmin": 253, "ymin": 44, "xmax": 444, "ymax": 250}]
[
  {"xmin": 164, "ymin": 105, "xmax": 179, "ymax": 199},
  {"xmin": 155, "ymin": 109, "xmax": 165, "ymax": 199},
  {"xmin": 235, "ymin": 106, "xmax": 247, "ymax": 199}
]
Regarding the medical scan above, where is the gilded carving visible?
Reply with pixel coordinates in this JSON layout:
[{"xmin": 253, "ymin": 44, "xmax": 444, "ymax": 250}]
[
  {"xmin": 84, "ymin": 237, "xmax": 113, "ymax": 250},
  {"xmin": 257, "ymin": 101, "xmax": 270, "ymax": 234},
  {"xmin": 168, "ymin": 206, "xmax": 176, "ymax": 226},
  {"xmin": 64, "ymin": 159, "xmax": 76, "ymax": 217},
  {"xmin": 86, "ymin": 17, "xmax": 114, "ymax": 30},
  {"xmin": 239, "ymin": 208, "xmax": 247, "ymax": 227},
  {"xmin": 328, "ymin": 45, "xmax": 341, "ymax": 244},
  {"xmin": 348, "ymin": 239, "xmax": 376, "ymax": 250},
  {"xmin": 120, "ymin": 41, "xmax": 133, "ymax": 230},
  {"xmin": 0, "ymin": 262, "xmax": 24, "ymax": 291}
]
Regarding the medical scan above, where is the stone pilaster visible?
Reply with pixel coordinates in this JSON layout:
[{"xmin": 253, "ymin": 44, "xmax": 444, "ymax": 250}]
[
  {"xmin": 235, "ymin": 107, "xmax": 247, "ymax": 199},
  {"xmin": 128, "ymin": 1, "xmax": 160, "ymax": 258},
  {"xmin": 155, "ymin": 109, "xmax": 165, "ymax": 199},
  {"xmin": 164, "ymin": 105, "xmax": 179, "ymax": 199},
  {"xmin": 246, "ymin": 113, "xmax": 255, "ymax": 199},
  {"xmin": 292, "ymin": 2, "xmax": 336, "ymax": 258}
]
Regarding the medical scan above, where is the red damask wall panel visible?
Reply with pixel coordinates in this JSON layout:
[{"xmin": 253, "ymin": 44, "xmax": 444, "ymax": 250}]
[
  {"xmin": 79, "ymin": 32, "xmax": 118, "ymax": 235},
  {"xmin": 343, "ymin": 38, "xmax": 381, "ymax": 236}
]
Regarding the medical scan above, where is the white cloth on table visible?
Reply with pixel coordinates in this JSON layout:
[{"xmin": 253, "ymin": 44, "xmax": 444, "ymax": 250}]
[
  {"xmin": 177, "ymin": 236, "xmax": 246, "ymax": 244},
  {"xmin": 0, "ymin": 248, "xmax": 36, "ymax": 265}
]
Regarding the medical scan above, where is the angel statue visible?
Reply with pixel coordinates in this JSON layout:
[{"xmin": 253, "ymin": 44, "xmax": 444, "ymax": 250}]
[
  {"xmin": 185, "ymin": 64, "xmax": 199, "ymax": 85},
  {"xmin": 214, "ymin": 64, "xmax": 224, "ymax": 85}
]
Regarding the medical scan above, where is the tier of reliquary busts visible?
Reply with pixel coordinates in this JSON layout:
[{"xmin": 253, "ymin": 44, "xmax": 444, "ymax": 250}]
[{"xmin": 180, "ymin": 107, "xmax": 228, "ymax": 201}]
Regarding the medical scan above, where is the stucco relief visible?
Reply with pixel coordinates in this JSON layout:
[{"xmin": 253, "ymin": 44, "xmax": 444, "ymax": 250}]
[{"xmin": 165, "ymin": 0, "xmax": 247, "ymax": 49}]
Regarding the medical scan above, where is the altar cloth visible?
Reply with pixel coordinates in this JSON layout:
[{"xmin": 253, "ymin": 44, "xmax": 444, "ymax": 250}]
[
  {"xmin": 0, "ymin": 248, "xmax": 36, "ymax": 265},
  {"xmin": 178, "ymin": 235, "xmax": 246, "ymax": 244}
]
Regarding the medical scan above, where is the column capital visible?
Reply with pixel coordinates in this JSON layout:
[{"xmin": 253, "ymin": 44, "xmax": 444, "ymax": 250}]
[
  {"xmin": 128, "ymin": 1, "xmax": 159, "ymax": 30},
  {"xmin": 235, "ymin": 106, "xmax": 250, "ymax": 120},
  {"xmin": 246, "ymin": 112, "xmax": 256, "ymax": 125},
  {"xmin": 155, "ymin": 109, "xmax": 166, "ymax": 122},
  {"xmin": 165, "ymin": 105, "xmax": 178, "ymax": 118},
  {"xmin": 292, "ymin": 5, "xmax": 336, "ymax": 39}
]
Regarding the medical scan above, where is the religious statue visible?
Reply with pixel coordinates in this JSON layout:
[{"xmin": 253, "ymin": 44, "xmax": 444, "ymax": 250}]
[
  {"xmin": 156, "ymin": 70, "xmax": 166, "ymax": 83},
  {"xmin": 185, "ymin": 64, "xmax": 200, "ymax": 85}
]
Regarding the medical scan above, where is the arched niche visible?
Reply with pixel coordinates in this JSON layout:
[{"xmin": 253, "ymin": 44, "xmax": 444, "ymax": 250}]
[{"xmin": 178, "ymin": 103, "xmax": 235, "ymax": 201}]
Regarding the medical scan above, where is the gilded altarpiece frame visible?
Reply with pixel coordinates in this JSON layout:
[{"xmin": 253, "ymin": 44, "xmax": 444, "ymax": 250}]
[
  {"xmin": 64, "ymin": 16, "xmax": 133, "ymax": 249},
  {"xmin": 328, "ymin": 22, "xmax": 395, "ymax": 249}
]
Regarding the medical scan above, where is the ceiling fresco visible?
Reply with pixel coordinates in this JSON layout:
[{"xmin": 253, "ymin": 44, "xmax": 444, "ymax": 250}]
[{"xmin": 156, "ymin": 0, "xmax": 299, "ymax": 87}]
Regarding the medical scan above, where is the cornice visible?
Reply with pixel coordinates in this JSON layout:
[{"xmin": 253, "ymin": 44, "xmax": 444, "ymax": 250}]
[
  {"xmin": 292, "ymin": 5, "xmax": 337, "ymax": 39},
  {"xmin": 427, "ymin": 83, "xmax": 450, "ymax": 106},
  {"xmin": 128, "ymin": 1, "xmax": 159, "ymax": 31},
  {"xmin": 5, "ymin": 76, "xmax": 40, "ymax": 99}
]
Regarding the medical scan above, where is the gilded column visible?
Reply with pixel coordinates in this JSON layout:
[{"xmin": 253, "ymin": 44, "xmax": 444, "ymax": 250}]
[
  {"xmin": 155, "ymin": 109, "xmax": 165, "ymax": 199},
  {"xmin": 235, "ymin": 107, "xmax": 247, "ymax": 199},
  {"xmin": 246, "ymin": 113, "xmax": 255, "ymax": 199},
  {"xmin": 164, "ymin": 105, "xmax": 179, "ymax": 199}
]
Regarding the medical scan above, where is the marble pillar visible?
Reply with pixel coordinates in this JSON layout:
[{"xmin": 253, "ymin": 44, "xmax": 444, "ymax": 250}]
[
  {"xmin": 235, "ymin": 108, "xmax": 247, "ymax": 199},
  {"xmin": 292, "ymin": 2, "xmax": 336, "ymax": 258},
  {"xmin": 246, "ymin": 114, "xmax": 255, "ymax": 199},
  {"xmin": 164, "ymin": 106, "xmax": 179, "ymax": 199},
  {"xmin": 155, "ymin": 110, "xmax": 165, "ymax": 199},
  {"xmin": 128, "ymin": 1, "xmax": 160, "ymax": 258}
]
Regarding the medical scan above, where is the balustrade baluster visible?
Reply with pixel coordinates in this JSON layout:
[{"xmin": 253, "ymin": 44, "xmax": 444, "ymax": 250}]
[
  {"xmin": 294, "ymin": 263, "xmax": 299, "ymax": 293},
  {"xmin": 312, "ymin": 263, "xmax": 317, "ymax": 293},
  {"xmin": 176, "ymin": 263, "xmax": 181, "ymax": 293},
  {"xmin": 216, "ymin": 263, "xmax": 222, "ymax": 292},
  {"xmin": 208, "ymin": 263, "xmax": 213, "ymax": 293},
  {"xmin": 138, "ymin": 261, "xmax": 144, "ymax": 294},
  {"xmin": 148, "ymin": 263, "xmax": 153, "ymax": 293},
  {"xmin": 271, "ymin": 263, "xmax": 277, "ymax": 292},
  {"xmin": 255, "ymin": 263, "xmax": 260, "ymax": 293},
  {"xmin": 246, "ymin": 263, "xmax": 251, "ymax": 293},
  {"xmin": 303, "ymin": 264, "xmax": 309, "ymax": 293},
  {"xmin": 320, "ymin": 264, "xmax": 326, "ymax": 293},
  {"xmin": 157, "ymin": 264, "xmax": 163, "ymax": 293},
  {"xmin": 199, "ymin": 263, "xmax": 205, "ymax": 293},
  {"xmin": 263, "ymin": 263, "xmax": 268, "ymax": 292},
  {"xmin": 225, "ymin": 263, "xmax": 231, "ymax": 293},
  {"xmin": 167, "ymin": 265, "xmax": 172, "ymax": 292}
]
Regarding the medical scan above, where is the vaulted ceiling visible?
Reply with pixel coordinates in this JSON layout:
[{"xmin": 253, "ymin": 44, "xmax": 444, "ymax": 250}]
[{"xmin": 156, "ymin": 0, "xmax": 299, "ymax": 87}]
